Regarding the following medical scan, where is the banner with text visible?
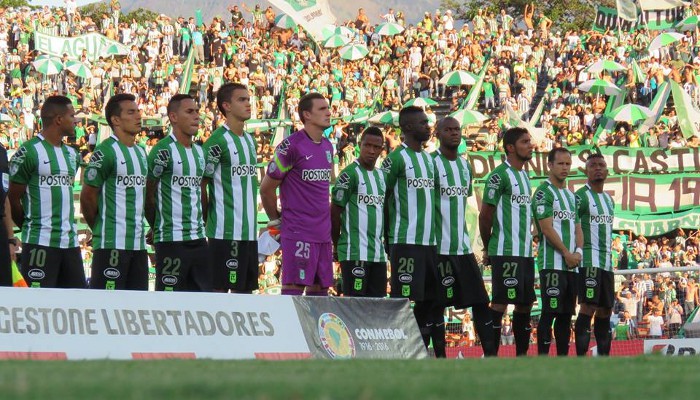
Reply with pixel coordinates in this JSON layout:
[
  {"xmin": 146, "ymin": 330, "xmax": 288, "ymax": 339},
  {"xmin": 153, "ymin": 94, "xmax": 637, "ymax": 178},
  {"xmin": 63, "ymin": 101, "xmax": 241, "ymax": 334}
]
[
  {"xmin": 34, "ymin": 32, "xmax": 129, "ymax": 62},
  {"xmin": 294, "ymin": 297, "xmax": 427, "ymax": 359},
  {"xmin": 593, "ymin": 5, "xmax": 686, "ymax": 32},
  {"xmin": 0, "ymin": 288, "xmax": 310, "ymax": 359},
  {"xmin": 268, "ymin": 0, "xmax": 337, "ymax": 42}
]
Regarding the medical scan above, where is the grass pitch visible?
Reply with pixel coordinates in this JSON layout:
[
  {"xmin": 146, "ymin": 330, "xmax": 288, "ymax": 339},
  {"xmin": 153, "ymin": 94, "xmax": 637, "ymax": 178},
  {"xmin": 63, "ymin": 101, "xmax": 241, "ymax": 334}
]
[{"xmin": 0, "ymin": 357, "xmax": 694, "ymax": 399}]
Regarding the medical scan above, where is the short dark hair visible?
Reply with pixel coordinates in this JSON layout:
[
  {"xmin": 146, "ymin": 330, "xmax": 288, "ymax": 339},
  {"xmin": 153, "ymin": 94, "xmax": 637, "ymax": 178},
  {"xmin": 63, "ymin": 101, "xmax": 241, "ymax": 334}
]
[
  {"xmin": 547, "ymin": 147, "xmax": 571, "ymax": 163},
  {"xmin": 436, "ymin": 116, "xmax": 459, "ymax": 132},
  {"xmin": 398, "ymin": 106, "xmax": 425, "ymax": 129},
  {"xmin": 216, "ymin": 82, "xmax": 248, "ymax": 115},
  {"xmin": 502, "ymin": 127, "xmax": 529, "ymax": 154},
  {"xmin": 586, "ymin": 152, "xmax": 604, "ymax": 163},
  {"xmin": 40, "ymin": 95, "xmax": 72, "ymax": 127},
  {"xmin": 361, "ymin": 126, "xmax": 383, "ymax": 143},
  {"xmin": 298, "ymin": 92, "xmax": 327, "ymax": 124},
  {"xmin": 105, "ymin": 93, "xmax": 136, "ymax": 130},
  {"xmin": 167, "ymin": 94, "xmax": 195, "ymax": 116}
]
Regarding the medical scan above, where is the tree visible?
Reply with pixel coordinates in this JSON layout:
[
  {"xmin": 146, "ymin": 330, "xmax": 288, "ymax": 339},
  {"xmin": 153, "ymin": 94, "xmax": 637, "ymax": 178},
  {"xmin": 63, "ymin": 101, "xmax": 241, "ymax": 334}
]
[
  {"xmin": 123, "ymin": 7, "xmax": 160, "ymax": 26},
  {"xmin": 441, "ymin": 0, "xmax": 616, "ymax": 31},
  {"xmin": 79, "ymin": 2, "xmax": 111, "ymax": 24},
  {"xmin": 0, "ymin": 0, "xmax": 32, "ymax": 8}
]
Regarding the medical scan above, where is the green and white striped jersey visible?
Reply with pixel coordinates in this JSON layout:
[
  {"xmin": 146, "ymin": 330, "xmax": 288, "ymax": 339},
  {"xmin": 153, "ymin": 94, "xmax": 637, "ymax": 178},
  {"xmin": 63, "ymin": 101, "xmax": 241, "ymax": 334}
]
[
  {"xmin": 147, "ymin": 133, "xmax": 206, "ymax": 243},
  {"xmin": 575, "ymin": 184, "xmax": 614, "ymax": 271},
  {"xmin": 381, "ymin": 143, "xmax": 436, "ymax": 246},
  {"xmin": 9, "ymin": 134, "xmax": 80, "ymax": 248},
  {"xmin": 482, "ymin": 161, "xmax": 533, "ymax": 257},
  {"xmin": 432, "ymin": 151, "xmax": 474, "ymax": 255},
  {"xmin": 202, "ymin": 125, "xmax": 258, "ymax": 241},
  {"xmin": 83, "ymin": 135, "xmax": 148, "ymax": 251},
  {"xmin": 331, "ymin": 161, "xmax": 386, "ymax": 262},
  {"xmin": 533, "ymin": 180, "xmax": 579, "ymax": 271}
]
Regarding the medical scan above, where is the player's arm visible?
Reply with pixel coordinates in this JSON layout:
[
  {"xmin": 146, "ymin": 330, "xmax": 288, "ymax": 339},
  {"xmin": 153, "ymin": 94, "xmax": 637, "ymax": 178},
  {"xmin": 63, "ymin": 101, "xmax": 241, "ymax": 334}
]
[
  {"xmin": 144, "ymin": 177, "xmax": 158, "ymax": 229},
  {"xmin": 479, "ymin": 171, "xmax": 502, "ymax": 261},
  {"xmin": 478, "ymin": 203, "xmax": 495, "ymax": 255},
  {"xmin": 330, "ymin": 204, "xmax": 343, "ymax": 250},
  {"xmin": 81, "ymin": 149, "xmax": 110, "ymax": 230},
  {"xmin": 260, "ymin": 175, "xmax": 282, "ymax": 221},
  {"xmin": 538, "ymin": 217, "xmax": 580, "ymax": 268},
  {"xmin": 330, "ymin": 170, "xmax": 353, "ymax": 253},
  {"xmin": 7, "ymin": 182, "xmax": 26, "ymax": 229},
  {"xmin": 4, "ymin": 196, "xmax": 17, "ymax": 259},
  {"xmin": 200, "ymin": 177, "xmax": 210, "ymax": 223}
]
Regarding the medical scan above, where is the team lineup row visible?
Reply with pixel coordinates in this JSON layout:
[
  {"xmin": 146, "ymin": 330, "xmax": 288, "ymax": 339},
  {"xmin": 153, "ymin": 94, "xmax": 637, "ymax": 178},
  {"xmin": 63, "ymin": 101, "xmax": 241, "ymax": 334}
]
[{"xmin": 0, "ymin": 85, "xmax": 615, "ymax": 357}]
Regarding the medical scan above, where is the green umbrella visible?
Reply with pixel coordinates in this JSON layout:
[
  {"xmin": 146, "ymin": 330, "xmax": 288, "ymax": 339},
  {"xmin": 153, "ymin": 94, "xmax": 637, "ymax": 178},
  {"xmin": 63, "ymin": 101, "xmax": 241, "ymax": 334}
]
[
  {"xmin": 577, "ymin": 79, "xmax": 621, "ymax": 96},
  {"xmin": 245, "ymin": 119, "xmax": 293, "ymax": 132},
  {"xmin": 403, "ymin": 98, "xmax": 438, "ymax": 108},
  {"xmin": 369, "ymin": 111, "xmax": 399, "ymax": 125},
  {"xmin": 320, "ymin": 25, "xmax": 354, "ymax": 41},
  {"xmin": 323, "ymin": 34, "xmax": 350, "ymax": 48},
  {"xmin": 438, "ymin": 70, "xmax": 476, "ymax": 86},
  {"xmin": 608, "ymin": 104, "xmax": 651, "ymax": 124},
  {"xmin": 585, "ymin": 59, "xmax": 627, "ymax": 74},
  {"xmin": 32, "ymin": 56, "xmax": 63, "ymax": 75},
  {"xmin": 338, "ymin": 43, "xmax": 369, "ymax": 60},
  {"xmin": 274, "ymin": 14, "xmax": 297, "ymax": 29},
  {"xmin": 648, "ymin": 32, "xmax": 684, "ymax": 52},
  {"xmin": 66, "ymin": 60, "xmax": 93, "ymax": 79},
  {"xmin": 100, "ymin": 43, "xmax": 124, "ymax": 57},
  {"xmin": 676, "ymin": 15, "xmax": 700, "ymax": 31},
  {"xmin": 375, "ymin": 22, "xmax": 404, "ymax": 36},
  {"xmin": 343, "ymin": 108, "xmax": 371, "ymax": 123},
  {"xmin": 449, "ymin": 109, "xmax": 489, "ymax": 127}
]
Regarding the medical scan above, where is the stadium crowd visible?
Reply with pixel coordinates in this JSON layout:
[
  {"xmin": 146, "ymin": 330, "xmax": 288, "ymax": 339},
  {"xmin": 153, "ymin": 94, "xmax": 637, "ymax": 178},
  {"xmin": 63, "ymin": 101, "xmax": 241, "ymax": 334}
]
[{"xmin": 1, "ymin": 1, "xmax": 700, "ymax": 352}]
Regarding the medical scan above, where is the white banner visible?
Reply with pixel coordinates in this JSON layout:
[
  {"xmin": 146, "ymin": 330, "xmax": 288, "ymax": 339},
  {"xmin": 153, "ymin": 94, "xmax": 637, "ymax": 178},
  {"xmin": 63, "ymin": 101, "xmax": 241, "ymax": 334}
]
[
  {"xmin": 268, "ymin": 0, "xmax": 337, "ymax": 41},
  {"xmin": 617, "ymin": 0, "xmax": 639, "ymax": 21},
  {"xmin": 670, "ymin": 80, "xmax": 700, "ymax": 139},
  {"xmin": 34, "ymin": 32, "xmax": 129, "ymax": 62},
  {"xmin": 644, "ymin": 338, "xmax": 700, "ymax": 355},
  {"xmin": 638, "ymin": 0, "xmax": 690, "ymax": 11},
  {"xmin": 0, "ymin": 288, "xmax": 310, "ymax": 359}
]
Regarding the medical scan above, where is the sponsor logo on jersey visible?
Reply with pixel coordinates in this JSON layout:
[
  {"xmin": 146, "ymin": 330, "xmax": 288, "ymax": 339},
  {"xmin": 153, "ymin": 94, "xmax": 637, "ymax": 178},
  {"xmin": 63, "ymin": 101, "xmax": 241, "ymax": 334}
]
[
  {"xmin": 152, "ymin": 165, "xmax": 164, "ymax": 178},
  {"xmin": 585, "ymin": 277, "xmax": 597, "ymax": 288},
  {"xmin": 104, "ymin": 268, "xmax": 121, "ymax": 279},
  {"xmin": 231, "ymin": 165, "xmax": 257, "ymax": 177},
  {"xmin": 335, "ymin": 172, "xmax": 350, "ymax": 189},
  {"xmin": 575, "ymin": 194, "xmax": 583, "ymax": 207},
  {"xmin": 116, "ymin": 174, "xmax": 146, "ymax": 187},
  {"xmin": 226, "ymin": 259, "xmax": 239, "ymax": 269},
  {"xmin": 318, "ymin": 312, "xmax": 356, "ymax": 359},
  {"xmin": 39, "ymin": 174, "xmax": 75, "ymax": 187},
  {"xmin": 407, "ymin": 178, "xmax": 434, "ymax": 189},
  {"xmin": 86, "ymin": 168, "xmax": 98, "ymax": 181},
  {"xmin": 553, "ymin": 210, "xmax": 576, "ymax": 220},
  {"xmin": 162, "ymin": 275, "xmax": 178, "ymax": 285},
  {"xmin": 546, "ymin": 287, "xmax": 560, "ymax": 297},
  {"xmin": 326, "ymin": 150, "xmax": 332, "ymax": 163},
  {"xmin": 27, "ymin": 269, "xmax": 45, "ymax": 280},
  {"xmin": 589, "ymin": 214, "xmax": 614, "ymax": 224},
  {"xmin": 276, "ymin": 139, "xmax": 290, "ymax": 156},
  {"xmin": 535, "ymin": 190, "xmax": 546, "ymax": 204},
  {"xmin": 89, "ymin": 150, "xmax": 104, "ymax": 168},
  {"xmin": 171, "ymin": 175, "xmax": 202, "ymax": 187},
  {"xmin": 504, "ymin": 277, "xmax": 518, "ymax": 287},
  {"xmin": 380, "ymin": 157, "xmax": 392, "ymax": 173},
  {"xmin": 487, "ymin": 173, "xmax": 501, "ymax": 189},
  {"xmin": 398, "ymin": 273, "xmax": 413, "ymax": 283},
  {"xmin": 351, "ymin": 267, "xmax": 365, "ymax": 277},
  {"xmin": 302, "ymin": 169, "xmax": 331, "ymax": 182},
  {"xmin": 440, "ymin": 186, "xmax": 469, "ymax": 197},
  {"xmin": 207, "ymin": 145, "xmax": 222, "ymax": 160},
  {"xmin": 510, "ymin": 194, "xmax": 531, "ymax": 205},
  {"xmin": 441, "ymin": 276, "xmax": 455, "ymax": 287},
  {"xmin": 155, "ymin": 149, "xmax": 170, "ymax": 166},
  {"xmin": 357, "ymin": 194, "xmax": 384, "ymax": 206}
]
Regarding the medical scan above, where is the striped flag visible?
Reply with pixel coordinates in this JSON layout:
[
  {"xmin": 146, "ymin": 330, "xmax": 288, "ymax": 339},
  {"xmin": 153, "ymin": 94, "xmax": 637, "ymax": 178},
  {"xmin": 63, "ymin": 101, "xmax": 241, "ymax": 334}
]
[
  {"xmin": 12, "ymin": 261, "xmax": 27, "ymax": 287},
  {"xmin": 463, "ymin": 59, "xmax": 491, "ymax": 110},
  {"xmin": 179, "ymin": 49, "xmax": 196, "ymax": 95},
  {"xmin": 639, "ymin": 82, "xmax": 670, "ymax": 134},
  {"xmin": 669, "ymin": 80, "xmax": 700, "ymax": 139}
]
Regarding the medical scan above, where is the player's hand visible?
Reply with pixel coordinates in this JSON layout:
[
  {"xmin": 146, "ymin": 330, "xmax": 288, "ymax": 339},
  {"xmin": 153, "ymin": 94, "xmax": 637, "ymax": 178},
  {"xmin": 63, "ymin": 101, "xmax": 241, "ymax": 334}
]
[
  {"xmin": 482, "ymin": 250, "xmax": 490, "ymax": 267},
  {"xmin": 564, "ymin": 251, "xmax": 581, "ymax": 269},
  {"xmin": 267, "ymin": 218, "xmax": 282, "ymax": 241},
  {"xmin": 145, "ymin": 229, "xmax": 154, "ymax": 246}
]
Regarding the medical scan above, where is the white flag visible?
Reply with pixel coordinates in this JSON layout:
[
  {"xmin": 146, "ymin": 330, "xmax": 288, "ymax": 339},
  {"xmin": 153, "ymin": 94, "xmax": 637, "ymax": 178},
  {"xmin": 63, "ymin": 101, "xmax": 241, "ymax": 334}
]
[
  {"xmin": 616, "ymin": 0, "xmax": 639, "ymax": 22},
  {"xmin": 638, "ymin": 0, "xmax": 689, "ymax": 11},
  {"xmin": 268, "ymin": 0, "xmax": 337, "ymax": 42}
]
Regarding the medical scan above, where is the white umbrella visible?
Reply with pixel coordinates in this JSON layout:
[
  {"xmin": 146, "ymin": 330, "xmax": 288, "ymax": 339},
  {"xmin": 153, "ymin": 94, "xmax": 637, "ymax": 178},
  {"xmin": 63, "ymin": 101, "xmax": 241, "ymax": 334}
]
[
  {"xmin": 323, "ymin": 34, "xmax": 350, "ymax": 48},
  {"xmin": 368, "ymin": 111, "xmax": 399, "ymax": 125},
  {"xmin": 585, "ymin": 59, "xmax": 627, "ymax": 74},
  {"xmin": 65, "ymin": 60, "xmax": 93, "ymax": 79},
  {"xmin": 438, "ymin": 70, "xmax": 477, "ymax": 86},
  {"xmin": 577, "ymin": 79, "xmax": 621, "ymax": 96},
  {"xmin": 449, "ymin": 109, "xmax": 489, "ymax": 127},
  {"xmin": 32, "ymin": 56, "xmax": 63, "ymax": 75},
  {"xmin": 403, "ymin": 98, "xmax": 438, "ymax": 108},
  {"xmin": 608, "ymin": 104, "xmax": 652, "ymax": 123},
  {"xmin": 648, "ymin": 32, "xmax": 685, "ymax": 52},
  {"xmin": 338, "ymin": 43, "xmax": 369, "ymax": 60},
  {"xmin": 375, "ymin": 22, "xmax": 404, "ymax": 36}
]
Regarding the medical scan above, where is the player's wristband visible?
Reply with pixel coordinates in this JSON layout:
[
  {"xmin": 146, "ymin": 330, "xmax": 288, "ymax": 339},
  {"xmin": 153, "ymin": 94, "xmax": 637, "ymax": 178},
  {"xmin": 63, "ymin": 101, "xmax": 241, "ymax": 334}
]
[{"xmin": 574, "ymin": 247, "xmax": 583, "ymax": 256}]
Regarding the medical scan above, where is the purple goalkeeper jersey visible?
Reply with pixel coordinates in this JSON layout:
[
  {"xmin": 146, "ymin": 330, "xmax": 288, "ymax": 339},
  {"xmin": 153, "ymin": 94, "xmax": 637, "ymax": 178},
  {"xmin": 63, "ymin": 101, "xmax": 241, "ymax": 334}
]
[{"xmin": 267, "ymin": 129, "xmax": 334, "ymax": 243}]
